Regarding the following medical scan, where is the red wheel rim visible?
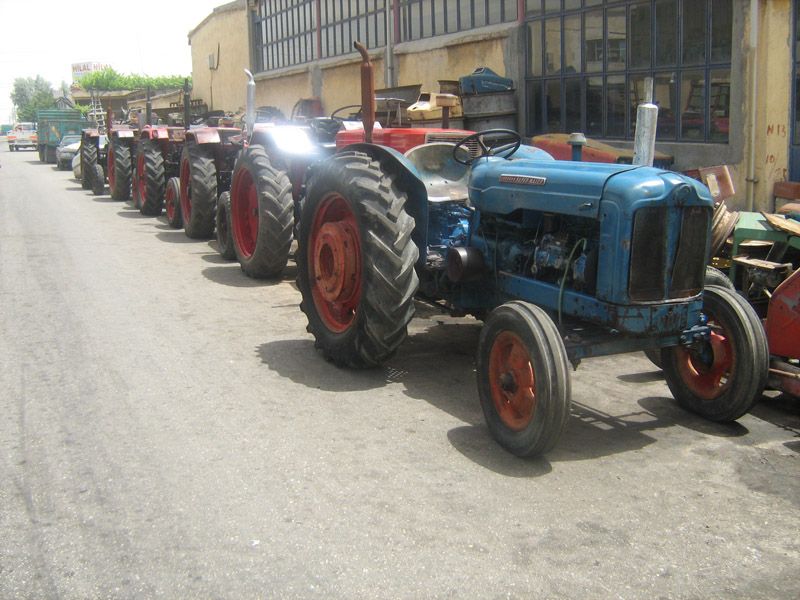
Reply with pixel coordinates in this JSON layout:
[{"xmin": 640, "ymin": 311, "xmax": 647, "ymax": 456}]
[
  {"xmin": 180, "ymin": 158, "xmax": 192, "ymax": 223},
  {"xmin": 137, "ymin": 152, "xmax": 147, "ymax": 204},
  {"xmin": 488, "ymin": 331, "xmax": 536, "ymax": 431},
  {"xmin": 308, "ymin": 193, "xmax": 361, "ymax": 333},
  {"xmin": 231, "ymin": 167, "xmax": 258, "ymax": 259},
  {"xmin": 674, "ymin": 312, "xmax": 734, "ymax": 399},
  {"xmin": 107, "ymin": 144, "xmax": 116, "ymax": 192},
  {"xmin": 166, "ymin": 183, "xmax": 177, "ymax": 221}
]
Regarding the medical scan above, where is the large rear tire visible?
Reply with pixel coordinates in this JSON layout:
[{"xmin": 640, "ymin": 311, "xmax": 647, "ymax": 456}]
[
  {"xmin": 136, "ymin": 140, "xmax": 165, "ymax": 216},
  {"xmin": 216, "ymin": 192, "xmax": 236, "ymax": 260},
  {"xmin": 180, "ymin": 142, "xmax": 217, "ymax": 239},
  {"xmin": 661, "ymin": 285, "xmax": 768, "ymax": 421},
  {"xmin": 230, "ymin": 145, "xmax": 293, "ymax": 278},
  {"xmin": 296, "ymin": 151, "xmax": 419, "ymax": 368},
  {"xmin": 108, "ymin": 140, "xmax": 132, "ymax": 201},
  {"xmin": 165, "ymin": 177, "xmax": 183, "ymax": 229},
  {"xmin": 477, "ymin": 301, "xmax": 572, "ymax": 457},
  {"xmin": 81, "ymin": 141, "xmax": 97, "ymax": 190}
]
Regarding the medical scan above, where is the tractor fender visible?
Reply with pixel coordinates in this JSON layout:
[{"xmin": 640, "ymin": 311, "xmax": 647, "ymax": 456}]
[
  {"xmin": 140, "ymin": 127, "xmax": 170, "ymax": 141},
  {"xmin": 186, "ymin": 128, "xmax": 221, "ymax": 145},
  {"xmin": 339, "ymin": 142, "xmax": 430, "ymax": 267}
]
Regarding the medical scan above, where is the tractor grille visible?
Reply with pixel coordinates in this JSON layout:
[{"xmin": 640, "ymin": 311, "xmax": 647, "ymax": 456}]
[
  {"xmin": 424, "ymin": 132, "xmax": 480, "ymax": 157},
  {"xmin": 629, "ymin": 205, "xmax": 710, "ymax": 302}
]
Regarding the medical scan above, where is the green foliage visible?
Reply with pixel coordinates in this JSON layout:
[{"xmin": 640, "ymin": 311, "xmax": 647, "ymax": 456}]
[
  {"xmin": 78, "ymin": 68, "xmax": 191, "ymax": 92},
  {"xmin": 11, "ymin": 76, "xmax": 56, "ymax": 121}
]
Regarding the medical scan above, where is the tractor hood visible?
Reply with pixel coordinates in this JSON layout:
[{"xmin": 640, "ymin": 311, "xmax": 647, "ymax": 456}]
[{"xmin": 469, "ymin": 158, "xmax": 639, "ymax": 218}]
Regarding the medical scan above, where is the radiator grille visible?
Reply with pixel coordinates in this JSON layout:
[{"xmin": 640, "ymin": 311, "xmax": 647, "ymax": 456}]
[{"xmin": 628, "ymin": 205, "xmax": 710, "ymax": 302}]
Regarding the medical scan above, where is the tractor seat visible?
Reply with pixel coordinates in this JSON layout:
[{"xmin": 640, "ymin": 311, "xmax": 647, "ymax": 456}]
[
  {"xmin": 309, "ymin": 117, "xmax": 342, "ymax": 144},
  {"xmin": 404, "ymin": 143, "xmax": 470, "ymax": 203}
]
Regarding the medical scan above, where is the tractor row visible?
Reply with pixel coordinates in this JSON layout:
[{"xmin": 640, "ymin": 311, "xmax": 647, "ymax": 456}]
[{"xmin": 63, "ymin": 43, "xmax": 778, "ymax": 458}]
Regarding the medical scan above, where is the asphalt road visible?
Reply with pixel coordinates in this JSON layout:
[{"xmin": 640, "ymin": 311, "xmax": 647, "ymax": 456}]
[{"xmin": 1, "ymin": 145, "xmax": 798, "ymax": 599}]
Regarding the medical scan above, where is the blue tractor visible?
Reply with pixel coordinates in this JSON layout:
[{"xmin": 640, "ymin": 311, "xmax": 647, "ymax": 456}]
[{"xmin": 294, "ymin": 129, "xmax": 769, "ymax": 457}]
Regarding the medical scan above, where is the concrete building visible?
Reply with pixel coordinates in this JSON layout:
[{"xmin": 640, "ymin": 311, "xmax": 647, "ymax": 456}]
[
  {"xmin": 191, "ymin": 0, "xmax": 800, "ymax": 213},
  {"xmin": 188, "ymin": 0, "xmax": 249, "ymax": 115}
]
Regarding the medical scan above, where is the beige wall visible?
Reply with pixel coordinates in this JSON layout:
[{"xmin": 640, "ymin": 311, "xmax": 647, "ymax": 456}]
[
  {"xmin": 395, "ymin": 38, "xmax": 506, "ymax": 93},
  {"xmin": 743, "ymin": 0, "xmax": 793, "ymax": 211},
  {"xmin": 189, "ymin": 4, "xmax": 249, "ymax": 114},
  {"xmin": 254, "ymin": 71, "xmax": 311, "ymax": 118}
]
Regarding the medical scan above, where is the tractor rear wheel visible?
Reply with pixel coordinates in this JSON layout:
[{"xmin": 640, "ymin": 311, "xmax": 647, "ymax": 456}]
[
  {"xmin": 165, "ymin": 177, "xmax": 183, "ymax": 229},
  {"xmin": 136, "ymin": 140, "xmax": 165, "ymax": 216},
  {"xmin": 108, "ymin": 140, "xmax": 132, "ymax": 201},
  {"xmin": 477, "ymin": 301, "xmax": 572, "ymax": 457},
  {"xmin": 216, "ymin": 192, "xmax": 236, "ymax": 260},
  {"xmin": 91, "ymin": 163, "xmax": 105, "ymax": 196},
  {"xmin": 180, "ymin": 142, "xmax": 217, "ymax": 239},
  {"xmin": 661, "ymin": 285, "xmax": 768, "ymax": 421},
  {"xmin": 81, "ymin": 142, "xmax": 97, "ymax": 190},
  {"xmin": 296, "ymin": 151, "xmax": 419, "ymax": 368},
  {"xmin": 230, "ymin": 145, "xmax": 293, "ymax": 277}
]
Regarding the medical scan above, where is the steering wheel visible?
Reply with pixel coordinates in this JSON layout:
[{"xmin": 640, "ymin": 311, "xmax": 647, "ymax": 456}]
[
  {"xmin": 453, "ymin": 129, "xmax": 522, "ymax": 166},
  {"xmin": 330, "ymin": 104, "xmax": 363, "ymax": 123}
]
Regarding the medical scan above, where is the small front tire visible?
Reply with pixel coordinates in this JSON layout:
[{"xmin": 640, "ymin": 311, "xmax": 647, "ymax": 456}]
[
  {"xmin": 165, "ymin": 177, "xmax": 183, "ymax": 229},
  {"xmin": 477, "ymin": 301, "xmax": 572, "ymax": 457},
  {"xmin": 661, "ymin": 285, "xmax": 768, "ymax": 421},
  {"xmin": 216, "ymin": 192, "xmax": 236, "ymax": 260}
]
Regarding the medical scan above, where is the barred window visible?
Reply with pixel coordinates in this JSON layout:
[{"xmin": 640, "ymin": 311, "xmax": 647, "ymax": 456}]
[
  {"xmin": 253, "ymin": 0, "xmax": 317, "ymax": 71},
  {"xmin": 319, "ymin": 0, "xmax": 387, "ymax": 59},
  {"xmin": 398, "ymin": 0, "xmax": 518, "ymax": 41},
  {"xmin": 525, "ymin": 0, "xmax": 733, "ymax": 143}
]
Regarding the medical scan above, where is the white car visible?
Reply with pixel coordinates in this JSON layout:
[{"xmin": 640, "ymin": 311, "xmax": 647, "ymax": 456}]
[
  {"xmin": 56, "ymin": 135, "xmax": 82, "ymax": 170},
  {"xmin": 71, "ymin": 153, "xmax": 82, "ymax": 179}
]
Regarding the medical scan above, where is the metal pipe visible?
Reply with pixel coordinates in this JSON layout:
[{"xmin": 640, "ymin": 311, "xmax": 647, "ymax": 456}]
[
  {"xmin": 355, "ymin": 42, "xmax": 375, "ymax": 144},
  {"xmin": 145, "ymin": 86, "xmax": 152, "ymax": 129},
  {"xmin": 746, "ymin": 0, "xmax": 760, "ymax": 212},
  {"xmin": 183, "ymin": 78, "xmax": 191, "ymax": 131},
  {"xmin": 633, "ymin": 77, "xmax": 658, "ymax": 166},
  {"xmin": 244, "ymin": 69, "xmax": 256, "ymax": 139}
]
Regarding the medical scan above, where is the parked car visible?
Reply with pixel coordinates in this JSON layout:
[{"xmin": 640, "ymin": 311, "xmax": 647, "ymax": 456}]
[{"xmin": 56, "ymin": 135, "xmax": 82, "ymax": 170}]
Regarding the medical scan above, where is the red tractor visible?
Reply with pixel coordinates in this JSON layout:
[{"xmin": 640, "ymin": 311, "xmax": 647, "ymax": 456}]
[
  {"xmin": 225, "ymin": 44, "xmax": 477, "ymax": 279},
  {"xmin": 179, "ymin": 111, "xmax": 243, "ymax": 239},
  {"xmin": 131, "ymin": 125, "xmax": 186, "ymax": 220}
]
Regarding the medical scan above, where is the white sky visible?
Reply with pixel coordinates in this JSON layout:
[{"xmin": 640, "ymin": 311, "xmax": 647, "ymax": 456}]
[{"xmin": 0, "ymin": 0, "xmax": 230, "ymax": 122}]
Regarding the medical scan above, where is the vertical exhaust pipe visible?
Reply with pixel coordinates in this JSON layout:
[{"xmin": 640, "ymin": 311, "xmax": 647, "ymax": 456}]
[
  {"xmin": 355, "ymin": 41, "xmax": 375, "ymax": 144},
  {"xmin": 145, "ymin": 85, "xmax": 152, "ymax": 129},
  {"xmin": 183, "ymin": 78, "xmax": 191, "ymax": 131},
  {"xmin": 244, "ymin": 69, "xmax": 256, "ymax": 139}
]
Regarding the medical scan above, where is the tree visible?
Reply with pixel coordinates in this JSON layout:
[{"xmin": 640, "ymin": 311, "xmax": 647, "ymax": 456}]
[
  {"xmin": 11, "ymin": 76, "xmax": 56, "ymax": 121},
  {"xmin": 78, "ymin": 68, "xmax": 190, "ymax": 92}
]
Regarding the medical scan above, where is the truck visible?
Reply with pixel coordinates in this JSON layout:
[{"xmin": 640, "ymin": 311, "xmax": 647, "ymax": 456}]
[
  {"xmin": 7, "ymin": 122, "xmax": 37, "ymax": 151},
  {"xmin": 37, "ymin": 109, "xmax": 91, "ymax": 163}
]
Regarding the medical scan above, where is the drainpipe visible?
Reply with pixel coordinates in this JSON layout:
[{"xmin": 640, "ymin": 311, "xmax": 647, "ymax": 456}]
[
  {"xmin": 384, "ymin": 2, "xmax": 395, "ymax": 88},
  {"xmin": 746, "ymin": 0, "xmax": 760, "ymax": 212}
]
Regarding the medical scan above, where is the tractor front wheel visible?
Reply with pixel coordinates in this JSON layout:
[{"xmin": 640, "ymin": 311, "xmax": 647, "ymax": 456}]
[
  {"xmin": 296, "ymin": 151, "xmax": 419, "ymax": 368},
  {"xmin": 108, "ymin": 140, "xmax": 132, "ymax": 201},
  {"xmin": 661, "ymin": 285, "xmax": 768, "ymax": 421},
  {"xmin": 216, "ymin": 191, "xmax": 236, "ymax": 260},
  {"xmin": 230, "ymin": 145, "xmax": 293, "ymax": 277},
  {"xmin": 180, "ymin": 142, "xmax": 217, "ymax": 239},
  {"xmin": 136, "ymin": 140, "xmax": 165, "ymax": 216},
  {"xmin": 91, "ymin": 163, "xmax": 105, "ymax": 196},
  {"xmin": 165, "ymin": 177, "xmax": 182, "ymax": 229},
  {"xmin": 477, "ymin": 301, "xmax": 572, "ymax": 457}
]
